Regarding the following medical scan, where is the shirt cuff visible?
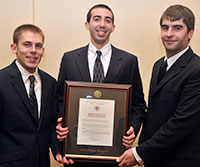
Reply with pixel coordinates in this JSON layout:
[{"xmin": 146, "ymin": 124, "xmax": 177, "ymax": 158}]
[{"xmin": 132, "ymin": 147, "xmax": 144, "ymax": 166}]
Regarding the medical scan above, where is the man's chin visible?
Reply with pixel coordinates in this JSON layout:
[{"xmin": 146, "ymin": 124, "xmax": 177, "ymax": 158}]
[{"xmin": 95, "ymin": 39, "xmax": 107, "ymax": 44}]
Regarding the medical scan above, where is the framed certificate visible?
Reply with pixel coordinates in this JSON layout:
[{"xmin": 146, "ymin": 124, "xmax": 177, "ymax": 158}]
[{"xmin": 61, "ymin": 81, "xmax": 132, "ymax": 164}]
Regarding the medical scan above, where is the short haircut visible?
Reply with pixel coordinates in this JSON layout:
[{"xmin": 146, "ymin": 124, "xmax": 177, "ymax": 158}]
[
  {"xmin": 13, "ymin": 24, "xmax": 45, "ymax": 44},
  {"xmin": 86, "ymin": 4, "xmax": 114, "ymax": 24},
  {"xmin": 160, "ymin": 4, "xmax": 195, "ymax": 32}
]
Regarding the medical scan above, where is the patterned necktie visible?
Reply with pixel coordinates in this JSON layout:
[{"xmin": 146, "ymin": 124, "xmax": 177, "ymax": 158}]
[
  {"xmin": 29, "ymin": 75, "xmax": 38, "ymax": 119},
  {"xmin": 93, "ymin": 50, "xmax": 104, "ymax": 83},
  {"xmin": 157, "ymin": 60, "xmax": 168, "ymax": 84}
]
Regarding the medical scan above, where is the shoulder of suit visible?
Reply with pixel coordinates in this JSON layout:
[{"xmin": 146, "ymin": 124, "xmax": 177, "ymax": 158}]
[
  {"xmin": 187, "ymin": 53, "xmax": 200, "ymax": 69},
  {"xmin": 63, "ymin": 45, "xmax": 87, "ymax": 56},
  {"xmin": 0, "ymin": 61, "xmax": 19, "ymax": 77},
  {"xmin": 0, "ymin": 65, "xmax": 11, "ymax": 73},
  {"xmin": 154, "ymin": 57, "xmax": 164, "ymax": 65},
  {"xmin": 38, "ymin": 69, "xmax": 56, "ymax": 82},
  {"xmin": 112, "ymin": 45, "xmax": 137, "ymax": 59},
  {"xmin": 0, "ymin": 65, "xmax": 11, "ymax": 78}
]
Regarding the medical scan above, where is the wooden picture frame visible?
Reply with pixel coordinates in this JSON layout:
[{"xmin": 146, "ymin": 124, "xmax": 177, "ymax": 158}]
[{"xmin": 61, "ymin": 81, "xmax": 132, "ymax": 164}]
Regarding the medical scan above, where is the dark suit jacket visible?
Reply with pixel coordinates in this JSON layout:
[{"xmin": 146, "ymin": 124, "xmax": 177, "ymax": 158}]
[
  {"xmin": 137, "ymin": 47, "xmax": 200, "ymax": 167},
  {"xmin": 57, "ymin": 45, "xmax": 146, "ymax": 167},
  {"xmin": 0, "ymin": 61, "xmax": 60, "ymax": 167}
]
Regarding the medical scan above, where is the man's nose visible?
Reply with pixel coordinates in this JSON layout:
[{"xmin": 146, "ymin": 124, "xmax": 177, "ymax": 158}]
[
  {"xmin": 99, "ymin": 20, "xmax": 106, "ymax": 27},
  {"xmin": 30, "ymin": 45, "xmax": 37, "ymax": 53},
  {"xmin": 166, "ymin": 28, "xmax": 174, "ymax": 37}
]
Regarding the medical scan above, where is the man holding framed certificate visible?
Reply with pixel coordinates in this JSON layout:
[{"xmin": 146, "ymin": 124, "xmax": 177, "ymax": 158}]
[{"xmin": 56, "ymin": 4, "xmax": 146, "ymax": 167}]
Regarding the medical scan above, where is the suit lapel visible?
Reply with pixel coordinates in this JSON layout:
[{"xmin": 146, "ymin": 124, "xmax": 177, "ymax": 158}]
[
  {"xmin": 75, "ymin": 46, "xmax": 91, "ymax": 82},
  {"xmin": 150, "ymin": 58, "xmax": 163, "ymax": 95},
  {"xmin": 104, "ymin": 46, "xmax": 123, "ymax": 82},
  {"xmin": 38, "ymin": 70, "xmax": 47, "ymax": 129},
  {"xmin": 151, "ymin": 48, "xmax": 194, "ymax": 97},
  {"xmin": 9, "ymin": 61, "xmax": 39, "ymax": 125}
]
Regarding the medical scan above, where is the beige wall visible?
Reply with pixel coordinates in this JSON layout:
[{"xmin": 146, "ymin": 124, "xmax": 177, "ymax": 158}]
[{"xmin": 0, "ymin": 0, "xmax": 200, "ymax": 166}]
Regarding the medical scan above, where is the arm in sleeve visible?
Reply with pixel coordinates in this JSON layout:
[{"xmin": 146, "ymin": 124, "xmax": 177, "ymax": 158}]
[
  {"xmin": 130, "ymin": 57, "xmax": 147, "ymax": 136},
  {"xmin": 137, "ymin": 69, "xmax": 200, "ymax": 163}
]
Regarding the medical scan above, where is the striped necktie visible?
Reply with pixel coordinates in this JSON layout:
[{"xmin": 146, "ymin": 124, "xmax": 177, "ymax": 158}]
[
  {"xmin": 29, "ymin": 75, "xmax": 38, "ymax": 119},
  {"xmin": 93, "ymin": 50, "xmax": 104, "ymax": 83}
]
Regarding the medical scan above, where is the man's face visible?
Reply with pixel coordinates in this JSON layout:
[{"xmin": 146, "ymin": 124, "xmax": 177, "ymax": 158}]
[
  {"xmin": 161, "ymin": 18, "xmax": 194, "ymax": 58},
  {"xmin": 11, "ymin": 31, "xmax": 44, "ymax": 73},
  {"xmin": 85, "ymin": 7, "xmax": 115, "ymax": 48}
]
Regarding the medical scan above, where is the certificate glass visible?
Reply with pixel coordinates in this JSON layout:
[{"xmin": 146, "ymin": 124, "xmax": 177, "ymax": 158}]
[
  {"xmin": 77, "ymin": 98, "xmax": 115, "ymax": 147},
  {"xmin": 62, "ymin": 81, "xmax": 132, "ymax": 163}
]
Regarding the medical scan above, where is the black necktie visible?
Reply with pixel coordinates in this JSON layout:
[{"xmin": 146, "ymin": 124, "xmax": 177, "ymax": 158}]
[
  {"xmin": 29, "ymin": 75, "xmax": 38, "ymax": 119},
  {"xmin": 93, "ymin": 50, "xmax": 104, "ymax": 83},
  {"xmin": 157, "ymin": 60, "xmax": 168, "ymax": 84}
]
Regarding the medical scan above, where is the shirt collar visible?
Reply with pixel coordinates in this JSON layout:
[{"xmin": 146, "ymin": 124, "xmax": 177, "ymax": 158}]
[
  {"xmin": 164, "ymin": 46, "xmax": 189, "ymax": 70},
  {"xmin": 88, "ymin": 42, "xmax": 112, "ymax": 57},
  {"xmin": 15, "ymin": 60, "xmax": 39, "ymax": 83}
]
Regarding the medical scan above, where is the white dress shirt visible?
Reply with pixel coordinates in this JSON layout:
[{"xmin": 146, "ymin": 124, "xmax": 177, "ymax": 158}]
[
  {"xmin": 15, "ymin": 60, "xmax": 42, "ymax": 118},
  {"xmin": 165, "ymin": 46, "xmax": 189, "ymax": 71},
  {"xmin": 88, "ymin": 42, "xmax": 112, "ymax": 81}
]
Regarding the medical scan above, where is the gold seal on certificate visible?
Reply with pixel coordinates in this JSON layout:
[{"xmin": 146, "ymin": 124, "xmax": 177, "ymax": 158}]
[{"xmin": 94, "ymin": 90, "xmax": 102, "ymax": 98}]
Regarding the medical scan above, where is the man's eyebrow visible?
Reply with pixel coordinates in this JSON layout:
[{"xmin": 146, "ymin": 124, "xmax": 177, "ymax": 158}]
[
  {"xmin": 173, "ymin": 24, "xmax": 183, "ymax": 27},
  {"xmin": 93, "ymin": 15, "xmax": 112, "ymax": 20},
  {"xmin": 22, "ymin": 41, "xmax": 43, "ymax": 45},
  {"xmin": 93, "ymin": 15, "xmax": 101, "ymax": 18},
  {"xmin": 23, "ymin": 41, "xmax": 32, "ymax": 43},
  {"xmin": 105, "ymin": 16, "xmax": 112, "ymax": 20}
]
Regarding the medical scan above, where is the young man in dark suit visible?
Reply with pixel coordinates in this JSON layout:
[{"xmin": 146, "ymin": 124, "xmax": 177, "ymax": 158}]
[
  {"xmin": 0, "ymin": 24, "xmax": 65, "ymax": 167},
  {"xmin": 56, "ymin": 4, "xmax": 146, "ymax": 166},
  {"xmin": 117, "ymin": 4, "xmax": 200, "ymax": 167}
]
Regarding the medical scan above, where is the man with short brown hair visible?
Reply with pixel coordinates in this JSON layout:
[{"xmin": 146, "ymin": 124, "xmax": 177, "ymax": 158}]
[
  {"xmin": 0, "ymin": 24, "xmax": 64, "ymax": 167},
  {"xmin": 117, "ymin": 4, "xmax": 200, "ymax": 167}
]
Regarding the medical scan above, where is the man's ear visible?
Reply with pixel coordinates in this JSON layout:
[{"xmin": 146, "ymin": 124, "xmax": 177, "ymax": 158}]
[
  {"xmin": 10, "ymin": 44, "xmax": 17, "ymax": 54},
  {"xmin": 85, "ymin": 21, "xmax": 89, "ymax": 31},
  {"xmin": 188, "ymin": 29, "xmax": 194, "ymax": 40},
  {"xmin": 111, "ymin": 24, "xmax": 116, "ymax": 33}
]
